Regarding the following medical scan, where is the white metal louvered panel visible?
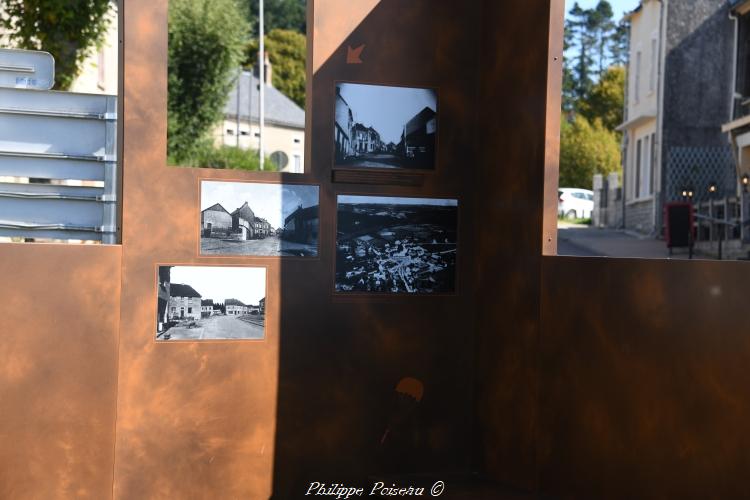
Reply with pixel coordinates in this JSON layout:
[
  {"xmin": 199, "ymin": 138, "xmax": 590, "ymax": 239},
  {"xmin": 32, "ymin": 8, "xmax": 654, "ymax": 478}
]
[{"xmin": 0, "ymin": 87, "xmax": 117, "ymax": 243}]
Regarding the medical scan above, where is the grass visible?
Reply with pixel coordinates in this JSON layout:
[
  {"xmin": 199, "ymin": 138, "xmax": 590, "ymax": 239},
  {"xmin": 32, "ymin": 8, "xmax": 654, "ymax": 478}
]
[{"xmin": 558, "ymin": 216, "xmax": 592, "ymax": 225}]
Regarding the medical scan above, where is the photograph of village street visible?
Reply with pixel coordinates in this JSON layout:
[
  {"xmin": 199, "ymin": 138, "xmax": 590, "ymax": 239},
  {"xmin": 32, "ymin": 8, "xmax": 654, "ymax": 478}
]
[
  {"xmin": 156, "ymin": 266, "xmax": 266, "ymax": 341},
  {"xmin": 200, "ymin": 181, "xmax": 319, "ymax": 257},
  {"xmin": 335, "ymin": 196, "xmax": 458, "ymax": 294},
  {"xmin": 334, "ymin": 83, "xmax": 437, "ymax": 170}
]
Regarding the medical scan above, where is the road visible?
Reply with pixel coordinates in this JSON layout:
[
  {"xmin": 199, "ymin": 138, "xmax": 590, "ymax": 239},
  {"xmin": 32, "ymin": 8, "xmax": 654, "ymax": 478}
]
[
  {"xmin": 201, "ymin": 234, "xmax": 317, "ymax": 257},
  {"xmin": 163, "ymin": 315, "xmax": 264, "ymax": 340},
  {"xmin": 557, "ymin": 225, "xmax": 692, "ymax": 259},
  {"xmin": 340, "ymin": 153, "xmax": 404, "ymax": 169}
]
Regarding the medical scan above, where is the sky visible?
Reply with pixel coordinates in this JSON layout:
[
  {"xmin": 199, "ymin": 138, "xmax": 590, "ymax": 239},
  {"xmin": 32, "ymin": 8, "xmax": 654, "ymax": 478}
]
[
  {"xmin": 338, "ymin": 83, "xmax": 437, "ymax": 145},
  {"xmin": 202, "ymin": 181, "xmax": 319, "ymax": 229},
  {"xmin": 338, "ymin": 195, "xmax": 458, "ymax": 207},
  {"xmin": 564, "ymin": 0, "xmax": 638, "ymax": 21},
  {"xmin": 169, "ymin": 266, "xmax": 266, "ymax": 305}
]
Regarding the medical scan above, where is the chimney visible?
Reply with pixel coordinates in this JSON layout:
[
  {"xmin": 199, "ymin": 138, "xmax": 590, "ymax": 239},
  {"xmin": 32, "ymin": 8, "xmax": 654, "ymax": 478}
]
[{"xmin": 263, "ymin": 51, "xmax": 273, "ymax": 88}]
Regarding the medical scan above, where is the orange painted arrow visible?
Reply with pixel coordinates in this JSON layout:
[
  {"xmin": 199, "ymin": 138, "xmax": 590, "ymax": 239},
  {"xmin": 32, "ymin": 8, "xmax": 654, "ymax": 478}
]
[{"xmin": 347, "ymin": 44, "xmax": 365, "ymax": 64}]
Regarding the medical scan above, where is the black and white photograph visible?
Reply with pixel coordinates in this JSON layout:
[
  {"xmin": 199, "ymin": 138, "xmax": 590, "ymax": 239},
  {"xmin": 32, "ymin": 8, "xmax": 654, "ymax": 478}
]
[
  {"xmin": 334, "ymin": 83, "xmax": 437, "ymax": 170},
  {"xmin": 156, "ymin": 266, "xmax": 267, "ymax": 341},
  {"xmin": 335, "ymin": 195, "xmax": 458, "ymax": 294},
  {"xmin": 200, "ymin": 181, "xmax": 319, "ymax": 257}
]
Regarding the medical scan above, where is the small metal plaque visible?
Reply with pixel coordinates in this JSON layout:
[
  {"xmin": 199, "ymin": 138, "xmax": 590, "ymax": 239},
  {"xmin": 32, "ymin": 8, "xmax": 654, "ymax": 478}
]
[
  {"xmin": 332, "ymin": 169, "xmax": 424, "ymax": 186},
  {"xmin": 0, "ymin": 48, "xmax": 55, "ymax": 90}
]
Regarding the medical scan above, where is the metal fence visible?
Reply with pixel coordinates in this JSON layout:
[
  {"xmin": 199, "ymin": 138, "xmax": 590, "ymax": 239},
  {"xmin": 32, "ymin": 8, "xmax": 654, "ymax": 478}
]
[
  {"xmin": 665, "ymin": 146, "xmax": 736, "ymax": 204},
  {"xmin": 0, "ymin": 87, "xmax": 118, "ymax": 243}
]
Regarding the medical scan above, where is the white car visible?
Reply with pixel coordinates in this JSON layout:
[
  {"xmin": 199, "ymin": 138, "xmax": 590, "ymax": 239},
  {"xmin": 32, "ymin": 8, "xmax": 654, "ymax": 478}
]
[{"xmin": 558, "ymin": 188, "xmax": 594, "ymax": 219}]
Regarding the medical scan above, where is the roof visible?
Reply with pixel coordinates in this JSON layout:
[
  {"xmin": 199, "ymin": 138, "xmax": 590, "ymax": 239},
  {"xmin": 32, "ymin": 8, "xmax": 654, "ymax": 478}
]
[
  {"xmin": 202, "ymin": 203, "xmax": 230, "ymax": 215},
  {"xmin": 225, "ymin": 298, "xmax": 247, "ymax": 307},
  {"xmin": 169, "ymin": 283, "xmax": 201, "ymax": 299},
  {"xmin": 285, "ymin": 204, "xmax": 318, "ymax": 224},
  {"xmin": 224, "ymin": 70, "xmax": 305, "ymax": 129},
  {"xmin": 201, "ymin": 299, "xmax": 214, "ymax": 306},
  {"xmin": 232, "ymin": 202, "xmax": 255, "ymax": 221}
]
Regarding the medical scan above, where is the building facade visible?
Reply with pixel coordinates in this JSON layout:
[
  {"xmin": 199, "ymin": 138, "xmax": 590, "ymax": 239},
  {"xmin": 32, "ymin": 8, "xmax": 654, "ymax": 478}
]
[
  {"xmin": 231, "ymin": 202, "xmax": 256, "ymax": 240},
  {"xmin": 402, "ymin": 106, "xmax": 437, "ymax": 161},
  {"xmin": 168, "ymin": 284, "xmax": 202, "ymax": 321},
  {"xmin": 352, "ymin": 124, "xmax": 383, "ymax": 154},
  {"xmin": 335, "ymin": 87, "xmax": 355, "ymax": 161},
  {"xmin": 201, "ymin": 203, "xmax": 233, "ymax": 237},
  {"xmin": 616, "ymin": 0, "xmax": 735, "ymax": 235},
  {"xmin": 225, "ymin": 298, "xmax": 248, "ymax": 316},
  {"xmin": 214, "ymin": 60, "xmax": 305, "ymax": 174},
  {"xmin": 201, "ymin": 299, "xmax": 214, "ymax": 318},
  {"xmin": 284, "ymin": 205, "xmax": 319, "ymax": 244}
]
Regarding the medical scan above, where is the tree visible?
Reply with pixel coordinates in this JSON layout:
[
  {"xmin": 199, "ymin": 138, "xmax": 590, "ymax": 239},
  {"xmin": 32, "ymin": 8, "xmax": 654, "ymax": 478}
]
[
  {"xmin": 559, "ymin": 114, "xmax": 621, "ymax": 189},
  {"xmin": 608, "ymin": 21, "xmax": 629, "ymax": 67},
  {"xmin": 241, "ymin": 0, "xmax": 306, "ymax": 35},
  {"xmin": 578, "ymin": 65, "xmax": 625, "ymax": 132},
  {"xmin": 565, "ymin": 2, "xmax": 596, "ymax": 105},
  {"xmin": 245, "ymin": 29, "xmax": 306, "ymax": 107},
  {"xmin": 168, "ymin": 0, "xmax": 249, "ymax": 162},
  {"xmin": 0, "ymin": 0, "xmax": 113, "ymax": 90},
  {"xmin": 588, "ymin": 0, "xmax": 615, "ymax": 77}
]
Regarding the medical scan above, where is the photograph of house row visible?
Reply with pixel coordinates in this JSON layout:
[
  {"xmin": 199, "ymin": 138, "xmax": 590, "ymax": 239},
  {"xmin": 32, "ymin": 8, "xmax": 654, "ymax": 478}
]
[
  {"xmin": 200, "ymin": 181, "xmax": 319, "ymax": 257},
  {"xmin": 334, "ymin": 82, "xmax": 438, "ymax": 170},
  {"xmin": 156, "ymin": 265, "xmax": 266, "ymax": 341}
]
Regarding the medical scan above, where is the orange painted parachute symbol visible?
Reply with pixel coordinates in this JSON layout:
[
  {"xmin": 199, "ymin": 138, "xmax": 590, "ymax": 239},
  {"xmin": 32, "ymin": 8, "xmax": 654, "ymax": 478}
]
[{"xmin": 381, "ymin": 377, "xmax": 424, "ymax": 445}]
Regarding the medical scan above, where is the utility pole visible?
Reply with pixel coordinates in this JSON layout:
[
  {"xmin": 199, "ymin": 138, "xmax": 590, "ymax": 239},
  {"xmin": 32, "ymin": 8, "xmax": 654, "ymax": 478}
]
[{"xmin": 259, "ymin": 0, "xmax": 265, "ymax": 170}]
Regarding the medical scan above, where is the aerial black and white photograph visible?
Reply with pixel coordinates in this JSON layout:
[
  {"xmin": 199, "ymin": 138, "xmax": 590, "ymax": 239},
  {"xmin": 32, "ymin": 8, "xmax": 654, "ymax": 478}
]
[
  {"xmin": 156, "ymin": 266, "xmax": 267, "ymax": 341},
  {"xmin": 334, "ymin": 83, "xmax": 437, "ymax": 170},
  {"xmin": 335, "ymin": 195, "xmax": 458, "ymax": 294},
  {"xmin": 200, "ymin": 181, "xmax": 319, "ymax": 257}
]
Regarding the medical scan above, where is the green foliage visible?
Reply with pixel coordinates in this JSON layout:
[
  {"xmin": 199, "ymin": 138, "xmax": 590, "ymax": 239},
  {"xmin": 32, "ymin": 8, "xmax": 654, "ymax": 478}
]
[
  {"xmin": 0, "ymin": 0, "xmax": 113, "ymax": 90},
  {"xmin": 241, "ymin": 0, "xmax": 306, "ymax": 35},
  {"xmin": 168, "ymin": 0, "xmax": 249, "ymax": 163},
  {"xmin": 563, "ymin": 0, "xmax": 628, "ymax": 111},
  {"xmin": 559, "ymin": 114, "xmax": 621, "ymax": 189},
  {"xmin": 245, "ymin": 29, "xmax": 306, "ymax": 107},
  {"xmin": 168, "ymin": 142, "xmax": 275, "ymax": 171},
  {"xmin": 578, "ymin": 66, "xmax": 625, "ymax": 132}
]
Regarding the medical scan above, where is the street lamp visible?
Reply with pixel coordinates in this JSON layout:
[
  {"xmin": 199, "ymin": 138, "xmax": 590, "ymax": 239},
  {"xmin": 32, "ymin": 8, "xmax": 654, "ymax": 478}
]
[
  {"xmin": 708, "ymin": 181, "xmax": 718, "ymax": 194},
  {"xmin": 742, "ymin": 173, "xmax": 749, "ymax": 193}
]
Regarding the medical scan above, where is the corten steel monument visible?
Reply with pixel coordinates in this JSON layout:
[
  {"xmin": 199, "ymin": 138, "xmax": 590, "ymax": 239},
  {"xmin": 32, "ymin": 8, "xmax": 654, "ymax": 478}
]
[{"xmin": 2, "ymin": 0, "xmax": 750, "ymax": 499}]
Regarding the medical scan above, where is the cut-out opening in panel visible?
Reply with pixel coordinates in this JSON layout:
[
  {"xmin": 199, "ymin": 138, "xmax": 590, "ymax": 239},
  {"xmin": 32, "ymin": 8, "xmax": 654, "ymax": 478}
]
[
  {"xmin": 167, "ymin": 0, "xmax": 308, "ymax": 173},
  {"xmin": 548, "ymin": 0, "xmax": 750, "ymax": 261},
  {"xmin": 0, "ymin": 1, "xmax": 121, "ymax": 244}
]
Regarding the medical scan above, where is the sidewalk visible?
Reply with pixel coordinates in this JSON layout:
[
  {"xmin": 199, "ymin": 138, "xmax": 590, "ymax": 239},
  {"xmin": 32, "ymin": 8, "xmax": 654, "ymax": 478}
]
[{"xmin": 557, "ymin": 224, "xmax": 693, "ymax": 259}]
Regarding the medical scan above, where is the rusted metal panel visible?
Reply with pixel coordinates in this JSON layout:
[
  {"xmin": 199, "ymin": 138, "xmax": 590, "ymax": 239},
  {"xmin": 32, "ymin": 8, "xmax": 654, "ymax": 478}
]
[
  {"xmin": 113, "ymin": 0, "xmax": 480, "ymax": 497},
  {"xmin": 0, "ymin": 243, "xmax": 121, "ymax": 499},
  {"xmin": 539, "ymin": 256, "xmax": 750, "ymax": 499}
]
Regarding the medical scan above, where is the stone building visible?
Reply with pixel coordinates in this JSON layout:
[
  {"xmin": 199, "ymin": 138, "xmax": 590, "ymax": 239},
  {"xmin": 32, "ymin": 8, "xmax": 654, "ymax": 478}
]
[
  {"xmin": 168, "ymin": 284, "xmax": 202, "ymax": 321},
  {"xmin": 201, "ymin": 203, "xmax": 233, "ymax": 237},
  {"xmin": 615, "ymin": 0, "xmax": 735, "ymax": 235}
]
